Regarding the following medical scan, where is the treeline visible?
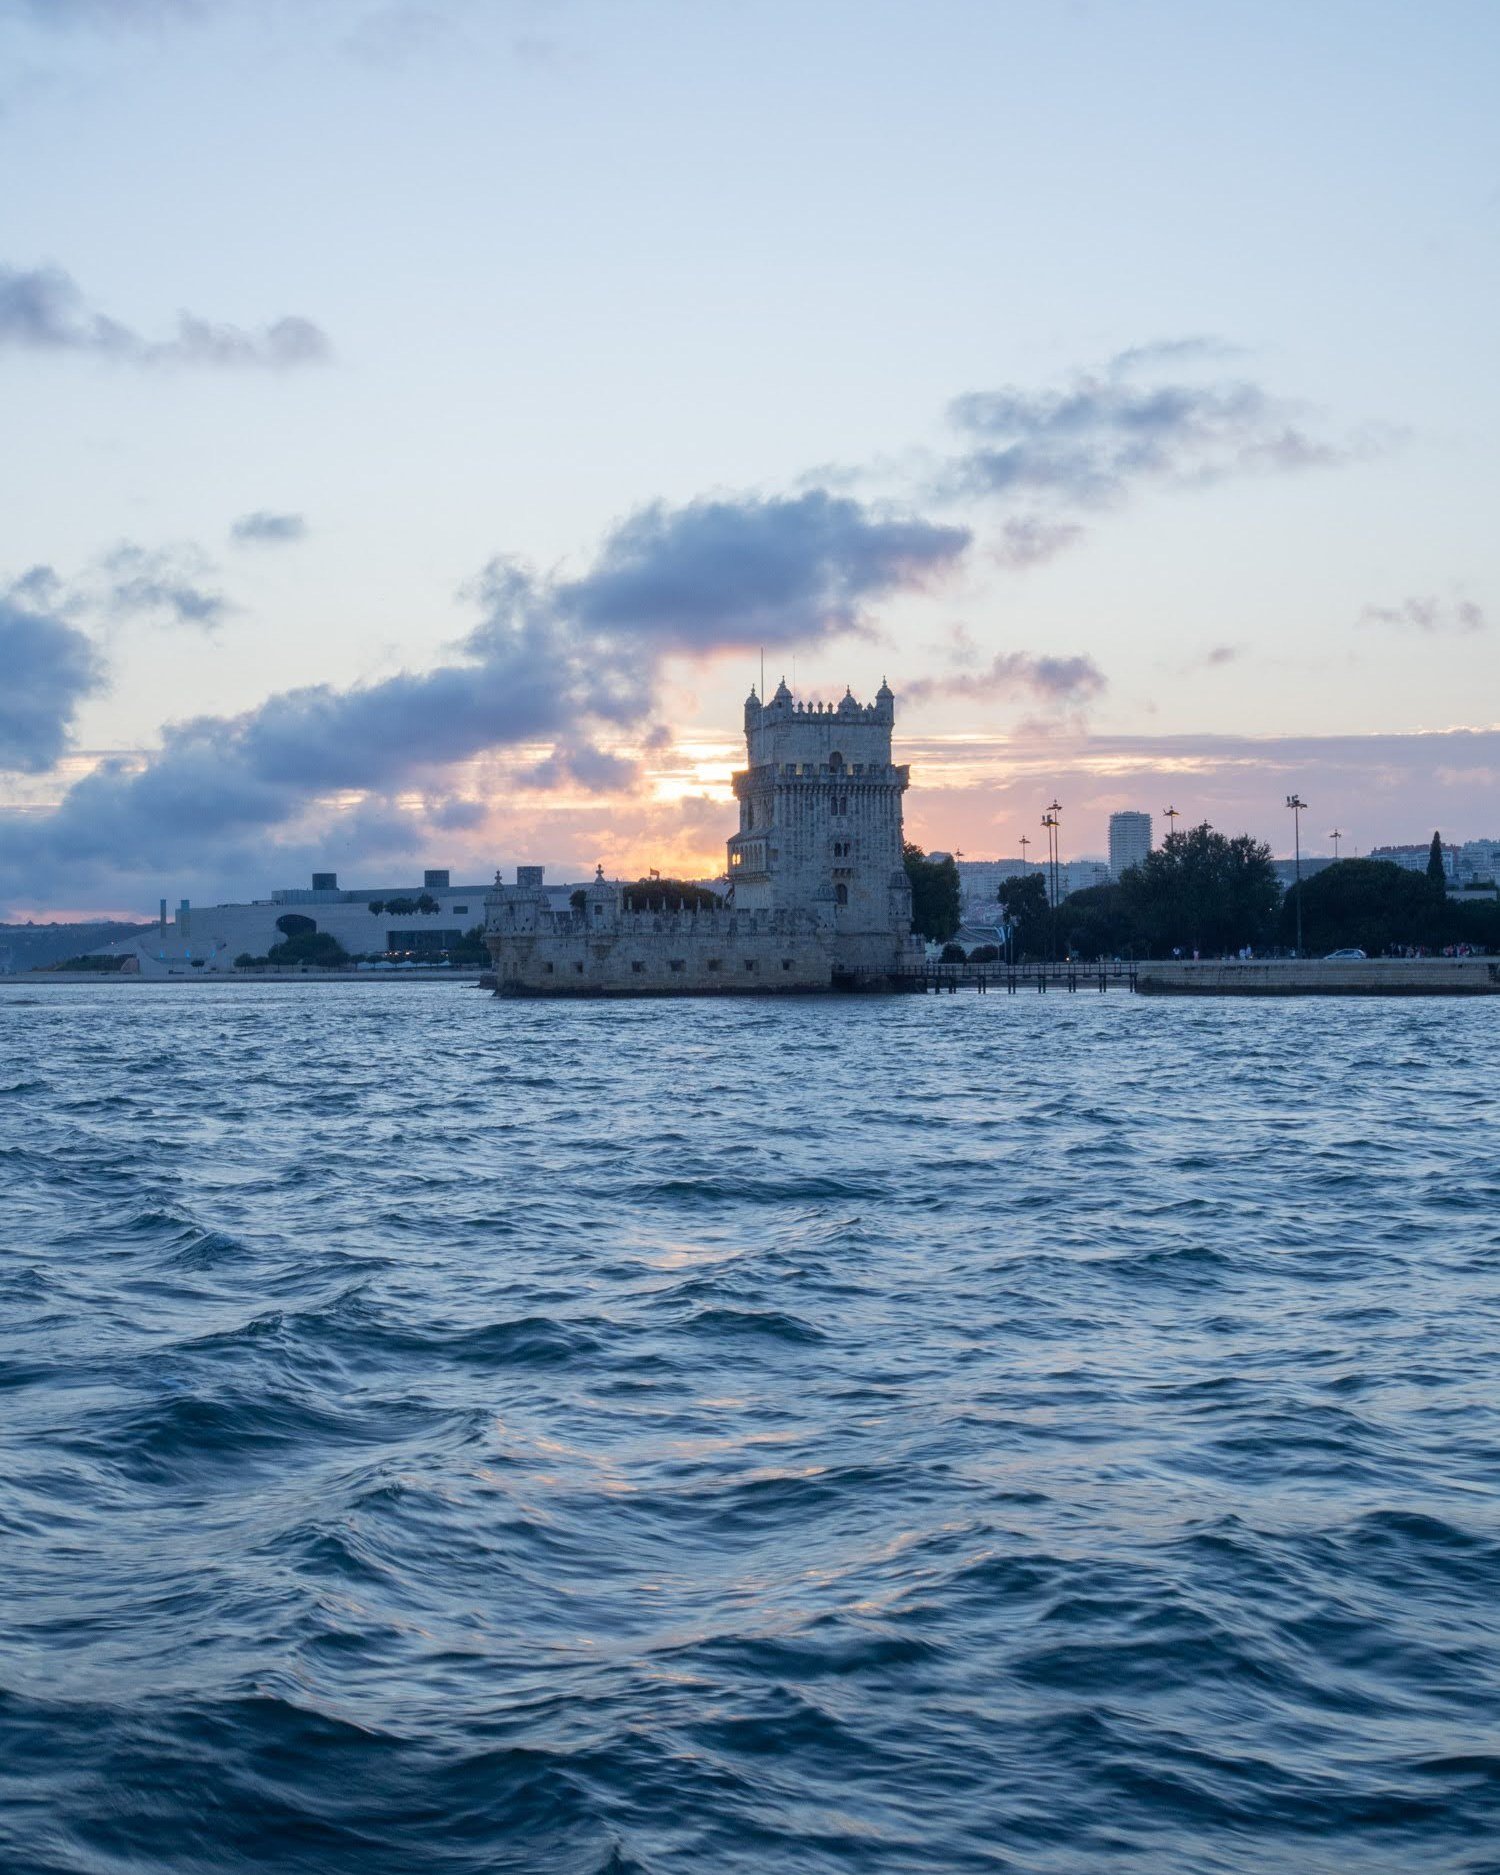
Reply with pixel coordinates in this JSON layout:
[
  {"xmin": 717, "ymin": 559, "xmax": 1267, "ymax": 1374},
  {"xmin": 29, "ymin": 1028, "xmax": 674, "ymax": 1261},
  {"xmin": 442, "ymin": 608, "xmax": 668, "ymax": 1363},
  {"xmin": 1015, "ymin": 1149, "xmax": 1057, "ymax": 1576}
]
[
  {"xmin": 964, "ymin": 825, "xmax": 1495, "ymax": 961},
  {"xmin": 903, "ymin": 843, "xmax": 961, "ymax": 939},
  {"xmin": 366, "ymin": 894, "xmax": 441, "ymax": 916}
]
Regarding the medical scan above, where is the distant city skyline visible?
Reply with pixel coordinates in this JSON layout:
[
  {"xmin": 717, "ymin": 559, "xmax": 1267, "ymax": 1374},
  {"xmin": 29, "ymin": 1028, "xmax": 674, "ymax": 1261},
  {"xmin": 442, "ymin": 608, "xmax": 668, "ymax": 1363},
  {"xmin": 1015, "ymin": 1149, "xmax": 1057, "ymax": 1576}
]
[{"xmin": 2, "ymin": 1, "xmax": 1497, "ymax": 918}]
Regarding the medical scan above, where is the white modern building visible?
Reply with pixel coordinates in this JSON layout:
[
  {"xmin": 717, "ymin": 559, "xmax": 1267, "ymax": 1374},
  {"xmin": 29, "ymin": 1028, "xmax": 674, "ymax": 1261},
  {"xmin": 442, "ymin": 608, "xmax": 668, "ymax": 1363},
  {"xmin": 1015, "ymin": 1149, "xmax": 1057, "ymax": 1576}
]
[
  {"xmin": 88, "ymin": 869, "xmax": 564, "ymax": 976},
  {"xmin": 1451, "ymin": 840, "xmax": 1498, "ymax": 885},
  {"xmin": 1108, "ymin": 811, "xmax": 1152, "ymax": 879},
  {"xmin": 1368, "ymin": 842, "xmax": 1455, "ymax": 880}
]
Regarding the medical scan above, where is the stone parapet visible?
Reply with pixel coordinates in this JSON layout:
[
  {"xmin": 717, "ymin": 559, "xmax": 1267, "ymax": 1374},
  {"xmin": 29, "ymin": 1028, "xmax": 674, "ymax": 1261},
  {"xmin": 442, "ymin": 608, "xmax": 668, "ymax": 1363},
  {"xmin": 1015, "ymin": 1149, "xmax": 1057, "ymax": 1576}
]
[{"xmin": 1137, "ymin": 958, "xmax": 1500, "ymax": 996}]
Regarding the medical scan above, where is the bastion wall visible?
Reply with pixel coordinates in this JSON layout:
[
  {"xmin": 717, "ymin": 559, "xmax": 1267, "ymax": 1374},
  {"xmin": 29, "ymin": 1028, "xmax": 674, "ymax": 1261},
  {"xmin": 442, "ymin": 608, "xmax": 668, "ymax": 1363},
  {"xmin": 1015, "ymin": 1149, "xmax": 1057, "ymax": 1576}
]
[{"xmin": 487, "ymin": 904, "xmax": 836, "ymax": 996}]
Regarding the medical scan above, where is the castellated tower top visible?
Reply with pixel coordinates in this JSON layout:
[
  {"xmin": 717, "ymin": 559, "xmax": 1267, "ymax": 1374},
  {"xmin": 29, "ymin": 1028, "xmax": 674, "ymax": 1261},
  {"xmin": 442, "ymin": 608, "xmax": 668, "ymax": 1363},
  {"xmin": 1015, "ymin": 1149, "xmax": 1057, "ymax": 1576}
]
[{"xmin": 741, "ymin": 681, "xmax": 896, "ymax": 772}]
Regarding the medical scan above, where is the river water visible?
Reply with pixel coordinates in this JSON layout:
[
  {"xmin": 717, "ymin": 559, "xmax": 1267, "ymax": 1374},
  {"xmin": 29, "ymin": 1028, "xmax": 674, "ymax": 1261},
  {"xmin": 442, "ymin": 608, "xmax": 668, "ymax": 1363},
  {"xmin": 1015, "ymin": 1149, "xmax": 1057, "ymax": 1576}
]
[{"xmin": 2, "ymin": 982, "xmax": 1498, "ymax": 1874}]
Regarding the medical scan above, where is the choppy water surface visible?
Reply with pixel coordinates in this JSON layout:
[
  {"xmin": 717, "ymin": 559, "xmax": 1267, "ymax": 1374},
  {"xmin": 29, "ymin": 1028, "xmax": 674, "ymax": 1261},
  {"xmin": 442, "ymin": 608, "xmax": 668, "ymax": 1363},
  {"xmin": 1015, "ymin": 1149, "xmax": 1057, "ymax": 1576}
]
[{"xmin": 2, "ymin": 983, "xmax": 1499, "ymax": 1875}]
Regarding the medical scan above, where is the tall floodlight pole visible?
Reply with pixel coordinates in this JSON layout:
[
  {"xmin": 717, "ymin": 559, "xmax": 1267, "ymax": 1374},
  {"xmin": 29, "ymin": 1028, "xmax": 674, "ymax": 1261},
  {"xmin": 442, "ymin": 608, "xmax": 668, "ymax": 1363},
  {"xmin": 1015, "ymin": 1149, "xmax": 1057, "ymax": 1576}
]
[
  {"xmin": 1019, "ymin": 834, "xmax": 1031, "ymax": 871},
  {"xmin": 1039, "ymin": 813, "xmax": 1053, "ymax": 961},
  {"xmin": 1163, "ymin": 804, "xmax": 1180, "ymax": 840},
  {"xmin": 1042, "ymin": 802, "xmax": 1062, "ymax": 961},
  {"xmin": 1330, "ymin": 828, "xmax": 1343, "ymax": 861},
  {"xmin": 1286, "ymin": 794, "xmax": 1307, "ymax": 955}
]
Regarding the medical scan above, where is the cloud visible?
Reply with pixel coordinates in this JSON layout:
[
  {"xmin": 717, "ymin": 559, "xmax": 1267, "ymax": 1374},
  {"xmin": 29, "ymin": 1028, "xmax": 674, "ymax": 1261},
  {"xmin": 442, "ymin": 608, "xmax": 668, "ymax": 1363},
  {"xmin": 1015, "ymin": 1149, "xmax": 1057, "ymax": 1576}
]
[
  {"xmin": 0, "ymin": 486, "xmax": 965, "ymax": 910},
  {"xmin": 0, "ymin": 264, "xmax": 330, "ymax": 367},
  {"xmin": 1359, "ymin": 595, "xmax": 1485, "ymax": 635},
  {"xmin": 0, "ymin": 344, "xmax": 1384, "ymax": 913},
  {"xmin": 946, "ymin": 352, "xmax": 1351, "ymax": 511},
  {"xmin": 518, "ymin": 742, "xmax": 641, "ymax": 794},
  {"xmin": 102, "ymin": 543, "xmax": 229, "ymax": 629},
  {"xmin": 1108, "ymin": 336, "xmax": 1245, "ymax": 375},
  {"xmin": 992, "ymin": 516, "xmax": 1085, "ymax": 568},
  {"xmin": 541, "ymin": 490, "xmax": 970, "ymax": 653},
  {"xmin": 1175, "ymin": 643, "xmax": 1243, "ymax": 671},
  {"xmin": 342, "ymin": 3, "xmax": 458, "ymax": 65},
  {"xmin": 0, "ymin": 0, "xmax": 203, "ymax": 25},
  {"xmin": 0, "ymin": 577, "xmax": 105, "ymax": 774},
  {"xmin": 904, "ymin": 650, "xmax": 1107, "ymax": 706},
  {"xmin": 230, "ymin": 510, "xmax": 307, "ymax": 546}
]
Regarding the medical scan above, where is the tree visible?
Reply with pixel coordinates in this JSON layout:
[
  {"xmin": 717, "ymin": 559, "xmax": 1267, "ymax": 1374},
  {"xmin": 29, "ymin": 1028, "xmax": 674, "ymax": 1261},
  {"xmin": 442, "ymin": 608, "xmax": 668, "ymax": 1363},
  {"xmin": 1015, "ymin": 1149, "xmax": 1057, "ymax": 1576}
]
[
  {"xmin": 1056, "ymin": 881, "xmax": 1135, "ymax": 960},
  {"xmin": 569, "ymin": 889, "xmax": 587, "ymax": 911},
  {"xmin": 445, "ymin": 925, "xmax": 491, "ymax": 965},
  {"xmin": 275, "ymin": 913, "xmax": 317, "ymax": 938},
  {"xmin": 904, "ymin": 842, "xmax": 960, "ymax": 941},
  {"xmin": 939, "ymin": 941, "xmax": 967, "ymax": 963},
  {"xmin": 1283, "ymin": 858, "xmax": 1446, "ymax": 955},
  {"xmin": 367, "ymin": 901, "xmax": 385, "ymax": 915},
  {"xmin": 267, "ymin": 929, "xmax": 349, "ymax": 968},
  {"xmin": 1119, "ymin": 823, "xmax": 1280, "ymax": 955},
  {"xmin": 1427, "ymin": 832, "xmax": 1446, "ymax": 893},
  {"xmin": 995, "ymin": 872, "xmax": 1049, "ymax": 960},
  {"xmin": 622, "ymin": 879, "xmax": 723, "ymax": 912}
]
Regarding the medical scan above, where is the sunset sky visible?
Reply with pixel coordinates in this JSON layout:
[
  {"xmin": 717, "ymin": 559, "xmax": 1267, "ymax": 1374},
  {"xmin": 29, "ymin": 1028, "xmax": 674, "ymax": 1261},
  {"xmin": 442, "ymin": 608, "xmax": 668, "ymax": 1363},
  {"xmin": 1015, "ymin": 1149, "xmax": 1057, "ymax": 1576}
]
[{"xmin": 3, "ymin": 0, "xmax": 1497, "ymax": 917}]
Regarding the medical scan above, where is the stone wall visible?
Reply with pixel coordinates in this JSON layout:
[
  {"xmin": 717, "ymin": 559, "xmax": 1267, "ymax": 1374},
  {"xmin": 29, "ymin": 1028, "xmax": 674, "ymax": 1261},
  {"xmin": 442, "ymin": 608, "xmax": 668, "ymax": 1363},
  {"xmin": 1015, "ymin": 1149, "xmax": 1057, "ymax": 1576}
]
[
  {"xmin": 1138, "ymin": 958, "xmax": 1500, "ymax": 996},
  {"xmin": 489, "ymin": 906, "xmax": 837, "ymax": 996}
]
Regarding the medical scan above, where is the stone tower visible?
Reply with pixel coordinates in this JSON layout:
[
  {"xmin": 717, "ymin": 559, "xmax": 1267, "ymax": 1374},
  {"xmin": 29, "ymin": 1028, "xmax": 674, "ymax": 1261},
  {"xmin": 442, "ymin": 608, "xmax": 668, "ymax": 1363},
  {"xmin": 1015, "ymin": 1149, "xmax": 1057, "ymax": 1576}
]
[{"xmin": 727, "ymin": 678, "xmax": 913, "ymax": 968}]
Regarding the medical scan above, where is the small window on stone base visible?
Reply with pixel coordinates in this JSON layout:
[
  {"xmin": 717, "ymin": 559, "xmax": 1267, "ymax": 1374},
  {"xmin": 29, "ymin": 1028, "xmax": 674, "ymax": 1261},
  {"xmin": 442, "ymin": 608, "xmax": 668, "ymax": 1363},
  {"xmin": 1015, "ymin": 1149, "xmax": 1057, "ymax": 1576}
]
[
  {"xmin": 743, "ymin": 959, "xmax": 757, "ymax": 972},
  {"xmin": 631, "ymin": 961, "xmax": 645, "ymax": 974},
  {"xmin": 543, "ymin": 962, "xmax": 554, "ymax": 975},
  {"xmin": 574, "ymin": 962, "xmax": 584, "ymax": 974},
  {"xmin": 670, "ymin": 959, "xmax": 685, "ymax": 973},
  {"xmin": 707, "ymin": 958, "xmax": 721, "ymax": 971},
  {"xmin": 781, "ymin": 959, "xmax": 793, "ymax": 971}
]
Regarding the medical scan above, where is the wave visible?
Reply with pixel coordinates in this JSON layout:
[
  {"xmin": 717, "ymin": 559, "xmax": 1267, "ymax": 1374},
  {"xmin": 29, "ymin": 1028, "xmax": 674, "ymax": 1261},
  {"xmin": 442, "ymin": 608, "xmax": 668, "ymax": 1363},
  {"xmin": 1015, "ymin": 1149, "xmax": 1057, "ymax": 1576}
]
[{"xmin": 5, "ymin": 990, "xmax": 1500, "ymax": 1871}]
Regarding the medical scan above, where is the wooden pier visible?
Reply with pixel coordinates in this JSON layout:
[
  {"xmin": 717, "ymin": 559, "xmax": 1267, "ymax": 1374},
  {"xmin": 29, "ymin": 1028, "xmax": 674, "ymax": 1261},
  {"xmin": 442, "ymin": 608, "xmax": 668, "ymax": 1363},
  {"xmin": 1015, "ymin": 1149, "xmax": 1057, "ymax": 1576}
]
[{"xmin": 837, "ymin": 961, "xmax": 1139, "ymax": 994}]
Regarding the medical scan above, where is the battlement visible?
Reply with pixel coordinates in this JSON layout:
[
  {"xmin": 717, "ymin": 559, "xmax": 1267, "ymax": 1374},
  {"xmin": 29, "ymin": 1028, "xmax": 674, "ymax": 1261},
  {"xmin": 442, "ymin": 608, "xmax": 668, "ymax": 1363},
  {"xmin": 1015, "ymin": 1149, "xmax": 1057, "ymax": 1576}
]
[
  {"xmin": 733, "ymin": 760, "xmax": 907, "ymax": 794},
  {"xmin": 745, "ymin": 679, "xmax": 894, "ymax": 728},
  {"xmin": 755, "ymin": 697, "xmax": 888, "ymax": 724}
]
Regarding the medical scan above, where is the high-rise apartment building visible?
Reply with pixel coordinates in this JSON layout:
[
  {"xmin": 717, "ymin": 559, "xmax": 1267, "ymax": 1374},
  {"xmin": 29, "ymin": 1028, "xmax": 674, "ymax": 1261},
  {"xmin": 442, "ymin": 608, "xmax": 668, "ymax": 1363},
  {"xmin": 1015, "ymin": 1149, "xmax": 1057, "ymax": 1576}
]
[{"xmin": 1108, "ymin": 811, "xmax": 1152, "ymax": 879}]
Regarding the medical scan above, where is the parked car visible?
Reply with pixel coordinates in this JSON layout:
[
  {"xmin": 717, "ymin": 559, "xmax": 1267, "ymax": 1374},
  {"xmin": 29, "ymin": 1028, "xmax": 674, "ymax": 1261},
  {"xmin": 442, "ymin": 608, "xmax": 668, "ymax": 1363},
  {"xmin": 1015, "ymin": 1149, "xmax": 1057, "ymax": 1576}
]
[{"xmin": 1324, "ymin": 948, "xmax": 1368, "ymax": 960}]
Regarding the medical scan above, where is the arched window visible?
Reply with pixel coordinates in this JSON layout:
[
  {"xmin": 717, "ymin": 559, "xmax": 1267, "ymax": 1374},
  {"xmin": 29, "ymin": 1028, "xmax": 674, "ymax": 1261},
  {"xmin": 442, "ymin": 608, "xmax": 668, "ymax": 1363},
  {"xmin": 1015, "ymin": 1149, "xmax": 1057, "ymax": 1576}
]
[
  {"xmin": 835, "ymin": 883, "xmax": 848, "ymax": 906},
  {"xmin": 829, "ymin": 751, "xmax": 844, "ymax": 771}
]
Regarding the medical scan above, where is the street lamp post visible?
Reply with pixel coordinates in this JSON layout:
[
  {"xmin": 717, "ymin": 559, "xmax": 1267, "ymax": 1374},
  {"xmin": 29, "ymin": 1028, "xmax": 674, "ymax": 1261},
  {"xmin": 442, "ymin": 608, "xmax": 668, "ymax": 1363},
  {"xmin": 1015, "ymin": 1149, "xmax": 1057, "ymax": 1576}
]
[
  {"xmin": 1286, "ymin": 794, "xmax": 1307, "ymax": 955},
  {"xmin": 1042, "ymin": 802, "xmax": 1062, "ymax": 960},
  {"xmin": 1163, "ymin": 804, "xmax": 1180, "ymax": 840}
]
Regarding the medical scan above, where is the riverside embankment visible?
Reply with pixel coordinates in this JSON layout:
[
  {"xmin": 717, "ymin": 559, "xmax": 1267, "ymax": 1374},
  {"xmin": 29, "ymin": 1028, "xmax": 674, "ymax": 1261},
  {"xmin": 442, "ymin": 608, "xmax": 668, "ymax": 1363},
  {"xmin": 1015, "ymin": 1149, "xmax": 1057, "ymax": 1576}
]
[{"xmin": 1138, "ymin": 957, "xmax": 1500, "ymax": 995}]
